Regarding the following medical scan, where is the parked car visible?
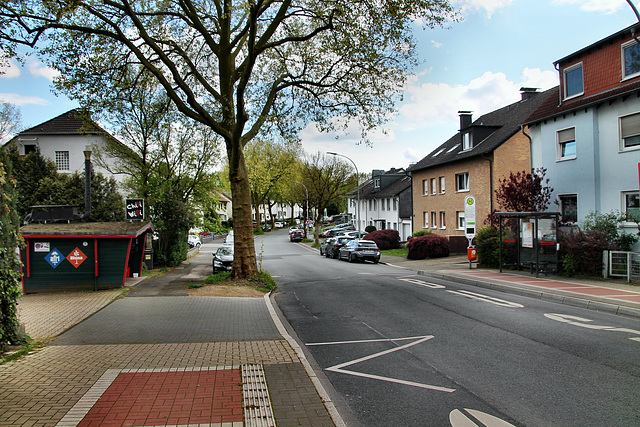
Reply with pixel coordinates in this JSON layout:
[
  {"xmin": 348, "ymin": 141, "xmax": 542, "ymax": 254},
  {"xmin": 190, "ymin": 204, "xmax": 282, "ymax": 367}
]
[
  {"xmin": 274, "ymin": 222, "xmax": 284, "ymax": 228},
  {"xmin": 339, "ymin": 230, "xmax": 367, "ymax": 239},
  {"xmin": 338, "ymin": 239, "xmax": 381, "ymax": 263},
  {"xmin": 320, "ymin": 237, "xmax": 336, "ymax": 256},
  {"xmin": 188, "ymin": 234, "xmax": 201, "ymax": 248},
  {"xmin": 334, "ymin": 223, "xmax": 355, "ymax": 231},
  {"xmin": 290, "ymin": 229, "xmax": 305, "ymax": 242},
  {"xmin": 326, "ymin": 236, "xmax": 355, "ymax": 259},
  {"xmin": 212, "ymin": 245, "xmax": 234, "ymax": 273},
  {"xmin": 261, "ymin": 223, "xmax": 272, "ymax": 232},
  {"xmin": 289, "ymin": 225, "xmax": 303, "ymax": 234}
]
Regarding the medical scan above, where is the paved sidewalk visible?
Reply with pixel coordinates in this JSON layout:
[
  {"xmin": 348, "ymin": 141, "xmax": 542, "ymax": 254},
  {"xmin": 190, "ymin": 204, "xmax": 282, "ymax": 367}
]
[
  {"xmin": 382, "ymin": 254, "xmax": 640, "ymax": 318},
  {"xmin": 1, "ymin": 241, "xmax": 339, "ymax": 427}
]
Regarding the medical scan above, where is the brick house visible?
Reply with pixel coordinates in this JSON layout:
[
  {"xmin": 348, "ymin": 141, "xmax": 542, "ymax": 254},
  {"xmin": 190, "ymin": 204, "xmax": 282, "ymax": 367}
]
[
  {"xmin": 346, "ymin": 168, "xmax": 412, "ymax": 240},
  {"xmin": 407, "ymin": 87, "xmax": 556, "ymax": 252},
  {"xmin": 524, "ymin": 23, "xmax": 640, "ymax": 250}
]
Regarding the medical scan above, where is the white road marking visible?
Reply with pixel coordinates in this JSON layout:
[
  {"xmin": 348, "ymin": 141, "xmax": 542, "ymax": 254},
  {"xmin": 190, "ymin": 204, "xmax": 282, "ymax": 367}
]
[
  {"xmin": 450, "ymin": 408, "xmax": 517, "ymax": 427},
  {"xmin": 398, "ymin": 278, "xmax": 446, "ymax": 289},
  {"xmin": 446, "ymin": 290, "xmax": 524, "ymax": 308},
  {"xmin": 545, "ymin": 313, "xmax": 640, "ymax": 342},
  {"xmin": 311, "ymin": 335, "xmax": 456, "ymax": 392}
]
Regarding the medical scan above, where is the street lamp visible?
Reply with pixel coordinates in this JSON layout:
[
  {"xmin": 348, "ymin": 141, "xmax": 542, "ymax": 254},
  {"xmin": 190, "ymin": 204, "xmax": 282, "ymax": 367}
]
[
  {"xmin": 291, "ymin": 180, "xmax": 309, "ymax": 238},
  {"xmin": 326, "ymin": 152, "xmax": 360, "ymax": 235}
]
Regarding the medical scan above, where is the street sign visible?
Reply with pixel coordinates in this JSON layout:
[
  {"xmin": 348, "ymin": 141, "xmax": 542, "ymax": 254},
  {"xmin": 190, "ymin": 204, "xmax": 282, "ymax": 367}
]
[
  {"xmin": 126, "ymin": 199, "xmax": 145, "ymax": 220},
  {"xmin": 66, "ymin": 247, "xmax": 88, "ymax": 268},
  {"xmin": 44, "ymin": 248, "xmax": 64, "ymax": 269},
  {"xmin": 464, "ymin": 195, "xmax": 476, "ymax": 241}
]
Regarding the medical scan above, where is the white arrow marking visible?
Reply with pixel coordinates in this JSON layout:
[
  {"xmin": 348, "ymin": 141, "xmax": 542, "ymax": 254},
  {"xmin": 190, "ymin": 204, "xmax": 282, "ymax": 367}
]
[
  {"xmin": 312, "ymin": 336, "xmax": 456, "ymax": 392},
  {"xmin": 545, "ymin": 313, "xmax": 640, "ymax": 341},
  {"xmin": 446, "ymin": 290, "xmax": 524, "ymax": 308}
]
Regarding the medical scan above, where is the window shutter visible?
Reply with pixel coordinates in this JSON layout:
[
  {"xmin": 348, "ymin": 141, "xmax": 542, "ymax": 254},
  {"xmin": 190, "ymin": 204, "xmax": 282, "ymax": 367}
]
[
  {"xmin": 558, "ymin": 128, "xmax": 575, "ymax": 143},
  {"xmin": 621, "ymin": 114, "xmax": 640, "ymax": 138}
]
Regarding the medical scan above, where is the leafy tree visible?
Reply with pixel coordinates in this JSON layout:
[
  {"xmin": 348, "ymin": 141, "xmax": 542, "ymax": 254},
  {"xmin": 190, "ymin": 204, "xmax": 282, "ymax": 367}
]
[
  {"xmin": 0, "ymin": 148, "xmax": 24, "ymax": 350},
  {"xmin": 0, "ymin": 0, "xmax": 457, "ymax": 278},
  {"xmin": 300, "ymin": 152, "xmax": 356, "ymax": 243},
  {"xmin": 495, "ymin": 168, "xmax": 553, "ymax": 213},
  {"xmin": 0, "ymin": 101, "xmax": 21, "ymax": 144}
]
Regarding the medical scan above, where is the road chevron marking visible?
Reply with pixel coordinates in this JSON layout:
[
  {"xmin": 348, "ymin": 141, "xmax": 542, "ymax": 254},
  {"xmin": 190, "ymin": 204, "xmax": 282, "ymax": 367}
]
[{"xmin": 309, "ymin": 335, "xmax": 456, "ymax": 393}]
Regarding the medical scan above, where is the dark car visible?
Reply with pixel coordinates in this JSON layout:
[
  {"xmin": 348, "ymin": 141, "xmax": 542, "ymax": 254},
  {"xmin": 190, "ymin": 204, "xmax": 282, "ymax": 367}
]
[
  {"xmin": 338, "ymin": 239, "xmax": 381, "ymax": 263},
  {"xmin": 326, "ymin": 236, "xmax": 354, "ymax": 259},
  {"xmin": 290, "ymin": 229, "xmax": 305, "ymax": 242},
  {"xmin": 320, "ymin": 237, "xmax": 336, "ymax": 256},
  {"xmin": 212, "ymin": 245, "xmax": 234, "ymax": 273}
]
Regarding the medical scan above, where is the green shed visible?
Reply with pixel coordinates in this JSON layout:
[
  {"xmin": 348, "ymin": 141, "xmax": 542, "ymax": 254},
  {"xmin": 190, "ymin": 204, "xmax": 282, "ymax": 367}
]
[{"xmin": 19, "ymin": 222, "xmax": 153, "ymax": 294}]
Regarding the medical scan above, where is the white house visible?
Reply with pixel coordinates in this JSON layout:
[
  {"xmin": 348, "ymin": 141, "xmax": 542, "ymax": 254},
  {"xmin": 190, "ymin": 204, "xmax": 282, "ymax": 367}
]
[{"xmin": 525, "ymin": 24, "xmax": 640, "ymax": 250}]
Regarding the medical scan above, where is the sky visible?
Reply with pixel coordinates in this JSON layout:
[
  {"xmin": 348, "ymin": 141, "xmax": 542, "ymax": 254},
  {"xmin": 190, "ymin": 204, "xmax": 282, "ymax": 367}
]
[{"xmin": 0, "ymin": 0, "xmax": 637, "ymax": 174}]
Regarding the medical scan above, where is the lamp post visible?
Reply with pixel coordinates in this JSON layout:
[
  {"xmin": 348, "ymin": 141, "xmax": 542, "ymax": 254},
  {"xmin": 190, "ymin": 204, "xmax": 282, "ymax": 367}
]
[
  {"xmin": 327, "ymin": 152, "xmax": 360, "ymax": 235},
  {"xmin": 291, "ymin": 180, "xmax": 309, "ymax": 238}
]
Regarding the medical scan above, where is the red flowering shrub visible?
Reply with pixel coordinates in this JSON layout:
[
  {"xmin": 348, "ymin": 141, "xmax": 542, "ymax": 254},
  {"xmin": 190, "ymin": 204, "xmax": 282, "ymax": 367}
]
[
  {"xmin": 363, "ymin": 229, "xmax": 400, "ymax": 250},
  {"xmin": 406, "ymin": 234, "xmax": 450, "ymax": 260}
]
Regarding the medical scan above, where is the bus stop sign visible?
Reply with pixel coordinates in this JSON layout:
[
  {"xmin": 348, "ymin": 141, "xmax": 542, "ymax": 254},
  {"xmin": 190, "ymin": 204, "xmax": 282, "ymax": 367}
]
[{"xmin": 464, "ymin": 195, "xmax": 476, "ymax": 242}]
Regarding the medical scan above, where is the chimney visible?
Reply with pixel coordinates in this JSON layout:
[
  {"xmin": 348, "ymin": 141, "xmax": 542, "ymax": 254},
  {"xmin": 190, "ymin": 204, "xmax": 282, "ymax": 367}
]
[
  {"xmin": 520, "ymin": 87, "xmax": 539, "ymax": 100},
  {"xmin": 458, "ymin": 111, "xmax": 472, "ymax": 130}
]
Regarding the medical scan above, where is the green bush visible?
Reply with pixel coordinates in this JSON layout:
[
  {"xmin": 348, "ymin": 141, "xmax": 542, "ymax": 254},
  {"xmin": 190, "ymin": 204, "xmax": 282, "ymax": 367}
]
[
  {"xmin": 365, "ymin": 225, "xmax": 377, "ymax": 233},
  {"xmin": 475, "ymin": 226, "xmax": 500, "ymax": 268}
]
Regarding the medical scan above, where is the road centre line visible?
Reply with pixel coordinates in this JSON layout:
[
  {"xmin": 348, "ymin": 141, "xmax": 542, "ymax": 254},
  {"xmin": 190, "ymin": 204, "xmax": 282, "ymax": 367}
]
[{"xmin": 307, "ymin": 336, "xmax": 435, "ymax": 346}]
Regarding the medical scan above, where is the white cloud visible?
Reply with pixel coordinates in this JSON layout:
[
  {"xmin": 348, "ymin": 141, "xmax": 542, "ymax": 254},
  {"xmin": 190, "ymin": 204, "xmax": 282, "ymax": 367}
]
[
  {"xmin": 456, "ymin": 0, "xmax": 514, "ymax": 18},
  {"xmin": 27, "ymin": 60, "xmax": 60, "ymax": 81},
  {"xmin": 552, "ymin": 0, "xmax": 627, "ymax": 14},
  {"xmin": 0, "ymin": 93, "xmax": 49, "ymax": 106},
  {"xmin": 397, "ymin": 68, "xmax": 557, "ymax": 132},
  {"xmin": 431, "ymin": 40, "xmax": 443, "ymax": 48},
  {"xmin": 0, "ymin": 59, "xmax": 21, "ymax": 79}
]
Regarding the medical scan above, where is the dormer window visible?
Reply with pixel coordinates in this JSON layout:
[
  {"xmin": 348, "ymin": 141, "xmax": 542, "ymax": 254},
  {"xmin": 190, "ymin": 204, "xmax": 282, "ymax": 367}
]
[
  {"xmin": 374, "ymin": 177, "xmax": 380, "ymax": 189},
  {"xmin": 462, "ymin": 132, "xmax": 472, "ymax": 150},
  {"xmin": 563, "ymin": 63, "xmax": 584, "ymax": 99},
  {"xmin": 622, "ymin": 40, "xmax": 640, "ymax": 79}
]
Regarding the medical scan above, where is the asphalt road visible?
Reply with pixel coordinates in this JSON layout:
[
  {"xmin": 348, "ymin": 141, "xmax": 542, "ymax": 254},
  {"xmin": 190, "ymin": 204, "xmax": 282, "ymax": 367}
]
[{"xmin": 262, "ymin": 230, "xmax": 640, "ymax": 427}]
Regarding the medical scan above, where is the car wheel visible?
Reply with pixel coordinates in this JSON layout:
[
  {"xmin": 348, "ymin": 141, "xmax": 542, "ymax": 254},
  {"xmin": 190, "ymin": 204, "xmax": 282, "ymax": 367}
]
[
  {"xmin": 373, "ymin": 259, "xmax": 379, "ymax": 264},
  {"xmin": 349, "ymin": 253, "xmax": 356, "ymax": 263}
]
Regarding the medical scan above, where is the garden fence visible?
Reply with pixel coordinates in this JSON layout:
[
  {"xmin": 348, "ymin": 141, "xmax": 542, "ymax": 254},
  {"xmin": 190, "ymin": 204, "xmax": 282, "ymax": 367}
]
[{"xmin": 604, "ymin": 250, "xmax": 640, "ymax": 283}]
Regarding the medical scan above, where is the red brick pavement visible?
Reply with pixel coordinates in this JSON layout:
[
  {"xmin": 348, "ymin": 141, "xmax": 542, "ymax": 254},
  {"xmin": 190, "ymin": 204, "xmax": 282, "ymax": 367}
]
[{"xmin": 78, "ymin": 369, "xmax": 242, "ymax": 426}]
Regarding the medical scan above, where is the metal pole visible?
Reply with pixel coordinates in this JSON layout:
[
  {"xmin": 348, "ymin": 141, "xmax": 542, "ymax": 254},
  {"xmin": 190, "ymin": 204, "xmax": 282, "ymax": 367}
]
[
  {"xmin": 327, "ymin": 152, "xmax": 360, "ymax": 235},
  {"xmin": 291, "ymin": 180, "xmax": 309, "ymax": 238},
  {"xmin": 83, "ymin": 146, "xmax": 92, "ymax": 219}
]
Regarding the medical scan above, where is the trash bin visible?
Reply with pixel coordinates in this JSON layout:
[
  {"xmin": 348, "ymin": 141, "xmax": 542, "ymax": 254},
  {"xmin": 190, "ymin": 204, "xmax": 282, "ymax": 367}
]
[
  {"xmin": 144, "ymin": 249, "xmax": 154, "ymax": 270},
  {"xmin": 467, "ymin": 247, "xmax": 477, "ymax": 261}
]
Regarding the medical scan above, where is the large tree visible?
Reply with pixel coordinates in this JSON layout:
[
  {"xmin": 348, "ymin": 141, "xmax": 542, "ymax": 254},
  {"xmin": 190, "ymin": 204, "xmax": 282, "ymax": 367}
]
[
  {"xmin": 0, "ymin": 101, "xmax": 21, "ymax": 144},
  {"xmin": 0, "ymin": 0, "xmax": 457, "ymax": 278},
  {"xmin": 300, "ymin": 152, "xmax": 355, "ymax": 243}
]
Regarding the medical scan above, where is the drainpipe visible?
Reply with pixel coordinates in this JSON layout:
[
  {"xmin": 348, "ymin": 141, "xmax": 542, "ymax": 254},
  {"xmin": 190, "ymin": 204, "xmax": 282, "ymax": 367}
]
[
  {"xmin": 520, "ymin": 125, "xmax": 533, "ymax": 171},
  {"xmin": 480, "ymin": 152, "xmax": 494, "ymax": 214}
]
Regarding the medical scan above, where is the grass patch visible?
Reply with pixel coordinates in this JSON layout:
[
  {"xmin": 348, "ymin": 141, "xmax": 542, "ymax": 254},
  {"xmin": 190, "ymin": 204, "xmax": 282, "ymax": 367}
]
[
  {"xmin": 1, "ymin": 340, "xmax": 46, "ymax": 365},
  {"xmin": 192, "ymin": 271, "xmax": 276, "ymax": 293},
  {"xmin": 302, "ymin": 238, "xmax": 314, "ymax": 243},
  {"xmin": 381, "ymin": 247, "xmax": 408, "ymax": 257},
  {"xmin": 142, "ymin": 266, "xmax": 171, "ymax": 278},
  {"xmin": 311, "ymin": 242, "xmax": 321, "ymax": 248}
]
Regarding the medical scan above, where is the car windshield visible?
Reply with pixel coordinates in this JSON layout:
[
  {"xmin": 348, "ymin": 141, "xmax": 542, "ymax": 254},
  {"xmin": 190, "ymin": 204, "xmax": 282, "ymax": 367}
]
[{"xmin": 217, "ymin": 247, "xmax": 233, "ymax": 256}]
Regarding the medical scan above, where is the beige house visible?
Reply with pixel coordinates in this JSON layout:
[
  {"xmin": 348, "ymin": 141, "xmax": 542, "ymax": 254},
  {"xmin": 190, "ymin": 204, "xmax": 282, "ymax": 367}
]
[{"xmin": 407, "ymin": 87, "xmax": 556, "ymax": 252}]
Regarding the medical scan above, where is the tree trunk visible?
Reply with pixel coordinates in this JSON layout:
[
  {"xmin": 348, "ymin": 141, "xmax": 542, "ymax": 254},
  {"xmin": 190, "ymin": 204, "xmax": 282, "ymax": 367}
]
[{"xmin": 228, "ymin": 153, "xmax": 258, "ymax": 279}]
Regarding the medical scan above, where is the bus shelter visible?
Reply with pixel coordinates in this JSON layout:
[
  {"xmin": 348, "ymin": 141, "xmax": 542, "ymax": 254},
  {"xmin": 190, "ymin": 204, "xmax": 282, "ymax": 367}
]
[{"xmin": 496, "ymin": 212, "xmax": 560, "ymax": 277}]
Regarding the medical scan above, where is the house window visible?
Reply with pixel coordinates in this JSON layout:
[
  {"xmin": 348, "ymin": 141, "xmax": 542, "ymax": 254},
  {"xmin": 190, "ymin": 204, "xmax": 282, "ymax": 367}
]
[
  {"xmin": 55, "ymin": 151, "xmax": 70, "ymax": 171},
  {"xmin": 423, "ymin": 179, "xmax": 429, "ymax": 196},
  {"xmin": 381, "ymin": 199, "xmax": 385, "ymax": 211},
  {"xmin": 623, "ymin": 191, "xmax": 640, "ymax": 222},
  {"xmin": 440, "ymin": 212, "xmax": 446, "ymax": 229},
  {"xmin": 439, "ymin": 176, "xmax": 445, "ymax": 194},
  {"xmin": 393, "ymin": 198, "xmax": 397, "ymax": 210},
  {"xmin": 620, "ymin": 112, "xmax": 640, "ymax": 150},
  {"xmin": 462, "ymin": 132, "xmax": 472, "ymax": 150},
  {"xmin": 456, "ymin": 211, "xmax": 465, "ymax": 230},
  {"xmin": 431, "ymin": 178, "xmax": 437, "ymax": 195},
  {"xmin": 559, "ymin": 194, "xmax": 577, "ymax": 223},
  {"xmin": 557, "ymin": 127, "xmax": 576, "ymax": 160},
  {"xmin": 373, "ymin": 199, "xmax": 378, "ymax": 209},
  {"xmin": 431, "ymin": 212, "xmax": 437, "ymax": 228},
  {"xmin": 564, "ymin": 63, "xmax": 583, "ymax": 99},
  {"xmin": 374, "ymin": 177, "xmax": 380, "ymax": 189},
  {"xmin": 387, "ymin": 198, "xmax": 391, "ymax": 210},
  {"xmin": 455, "ymin": 172, "xmax": 469, "ymax": 192},
  {"xmin": 423, "ymin": 212, "xmax": 429, "ymax": 228},
  {"xmin": 369, "ymin": 200, "xmax": 373, "ymax": 210},
  {"xmin": 622, "ymin": 40, "xmax": 640, "ymax": 79}
]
